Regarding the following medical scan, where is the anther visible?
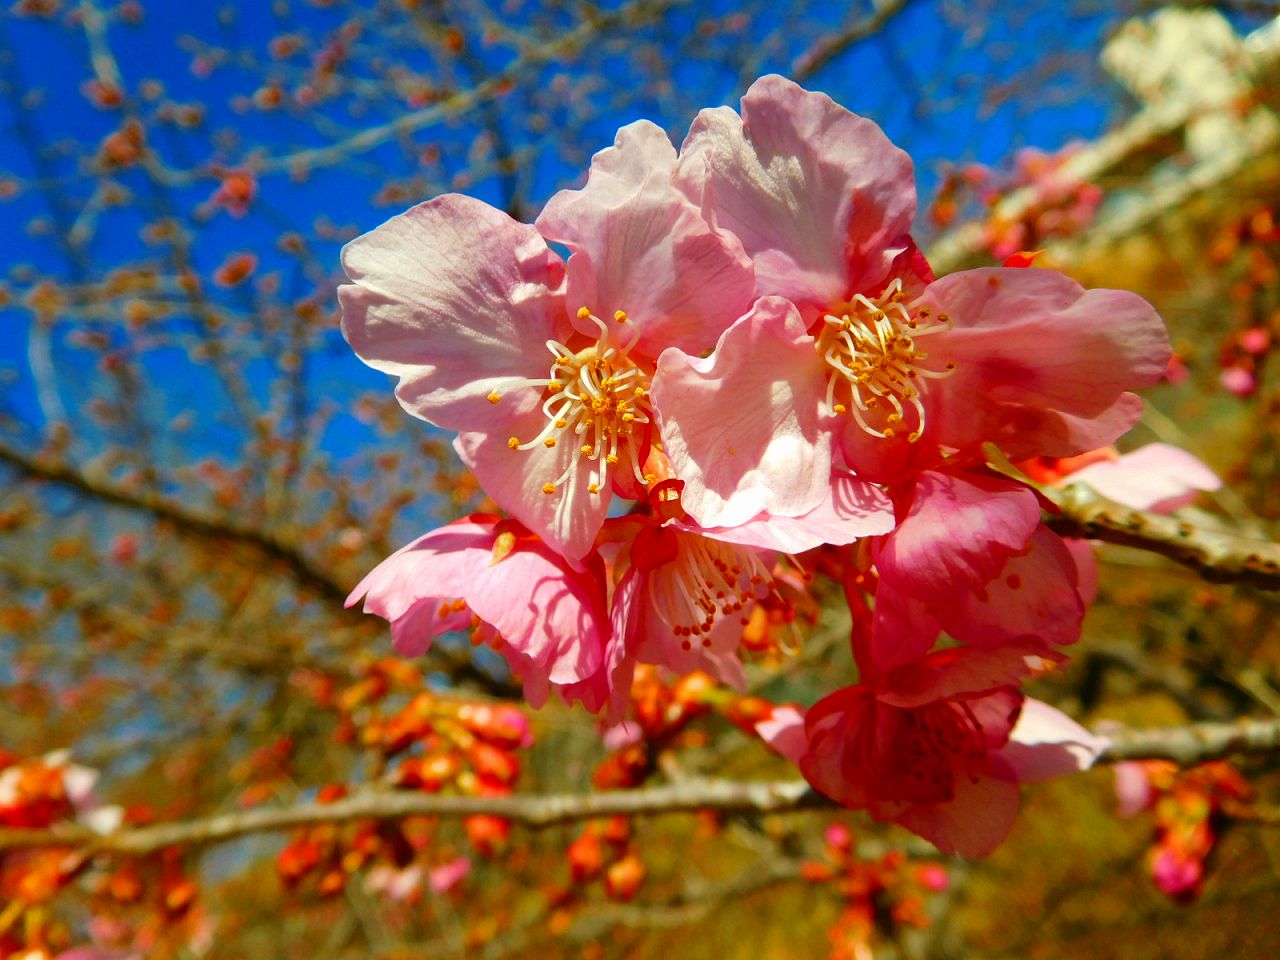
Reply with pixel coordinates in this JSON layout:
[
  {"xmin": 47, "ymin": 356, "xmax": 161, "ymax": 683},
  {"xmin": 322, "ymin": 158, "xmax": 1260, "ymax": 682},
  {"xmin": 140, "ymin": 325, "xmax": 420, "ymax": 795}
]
[{"xmin": 486, "ymin": 391, "xmax": 501, "ymax": 404}]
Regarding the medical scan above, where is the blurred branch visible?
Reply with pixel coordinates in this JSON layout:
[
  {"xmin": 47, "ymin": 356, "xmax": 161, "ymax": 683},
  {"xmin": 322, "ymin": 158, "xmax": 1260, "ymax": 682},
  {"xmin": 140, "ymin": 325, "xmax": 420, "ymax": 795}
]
[
  {"xmin": 792, "ymin": 0, "xmax": 912, "ymax": 80},
  {"xmin": 152, "ymin": 0, "xmax": 689, "ymax": 185},
  {"xmin": 0, "ymin": 439, "xmax": 519, "ymax": 694},
  {"xmin": 925, "ymin": 13, "xmax": 1280, "ymax": 274},
  {"xmin": 1043, "ymin": 482, "xmax": 1280, "ymax": 590},
  {"xmin": 5, "ymin": 716, "xmax": 1280, "ymax": 854},
  {"xmin": 0, "ymin": 437, "xmax": 346, "ymax": 605}
]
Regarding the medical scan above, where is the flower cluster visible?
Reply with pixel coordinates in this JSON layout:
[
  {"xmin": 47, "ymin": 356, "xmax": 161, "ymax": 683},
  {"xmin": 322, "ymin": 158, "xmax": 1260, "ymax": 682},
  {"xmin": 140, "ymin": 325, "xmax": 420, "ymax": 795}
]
[
  {"xmin": 340, "ymin": 76, "xmax": 1182, "ymax": 857},
  {"xmin": 1115, "ymin": 759, "xmax": 1253, "ymax": 901},
  {"xmin": 277, "ymin": 659, "xmax": 533, "ymax": 901}
]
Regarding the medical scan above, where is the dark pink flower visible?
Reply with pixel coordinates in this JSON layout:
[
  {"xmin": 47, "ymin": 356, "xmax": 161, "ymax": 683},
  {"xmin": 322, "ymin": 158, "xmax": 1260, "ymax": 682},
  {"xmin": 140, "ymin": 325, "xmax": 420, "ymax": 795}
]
[
  {"xmin": 757, "ymin": 652, "xmax": 1106, "ymax": 858},
  {"xmin": 868, "ymin": 468, "xmax": 1086, "ymax": 657}
]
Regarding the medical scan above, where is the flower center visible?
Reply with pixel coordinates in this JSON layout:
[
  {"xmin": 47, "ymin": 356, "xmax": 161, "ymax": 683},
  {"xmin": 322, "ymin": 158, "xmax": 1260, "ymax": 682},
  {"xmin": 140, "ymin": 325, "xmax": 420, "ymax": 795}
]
[
  {"xmin": 648, "ymin": 533, "xmax": 773, "ymax": 650},
  {"xmin": 813, "ymin": 278, "xmax": 954, "ymax": 443},
  {"xmin": 506, "ymin": 308, "xmax": 654, "ymax": 496},
  {"xmin": 878, "ymin": 700, "xmax": 987, "ymax": 804}
]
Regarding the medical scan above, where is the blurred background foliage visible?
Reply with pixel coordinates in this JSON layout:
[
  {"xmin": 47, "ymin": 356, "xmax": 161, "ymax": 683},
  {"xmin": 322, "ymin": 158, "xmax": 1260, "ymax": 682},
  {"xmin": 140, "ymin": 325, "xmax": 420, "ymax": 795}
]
[{"xmin": 2, "ymin": 0, "xmax": 1280, "ymax": 957}]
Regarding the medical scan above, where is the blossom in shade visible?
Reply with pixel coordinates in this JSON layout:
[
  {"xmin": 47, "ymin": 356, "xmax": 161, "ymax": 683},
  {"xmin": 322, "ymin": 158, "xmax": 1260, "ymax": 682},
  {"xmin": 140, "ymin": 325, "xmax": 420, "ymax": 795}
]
[
  {"xmin": 756, "ymin": 650, "xmax": 1107, "ymax": 858},
  {"xmin": 345, "ymin": 514, "xmax": 616, "ymax": 713},
  {"xmin": 867, "ymin": 468, "xmax": 1087, "ymax": 656},
  {"xmin": 671, "ymin": 74, "xmax": 1170, "ymax": 500},
  {"xmin": 341, "ymin": 121, "xmax": 753, "ymax": 562}
]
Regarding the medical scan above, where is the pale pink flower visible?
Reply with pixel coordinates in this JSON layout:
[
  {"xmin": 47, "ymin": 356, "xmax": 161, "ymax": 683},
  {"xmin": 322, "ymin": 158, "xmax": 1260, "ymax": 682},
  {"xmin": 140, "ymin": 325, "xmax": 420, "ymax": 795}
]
[
  {"xmin": 1220, "ymin": 364, "xmax": 1256, "ymax": 397},
  {"xmin": 668, "ymin": 74, "xmax": 1169, "ymax": 511},
  {"xmin": 346, "ymin": 514, "xmax": 618, "ymax": 712},
  {"xmin": 427, "ymin": 856, "xmax": 471, "ymax": 893},
  {"xmin": 1064, "ymin": 443, "xmax": 1220, "ymax": 512},
  {"xmin": 366, "ymin": 863, "xmax": 424, "ymax": 901},
  {"xmin": 341, "ymin": 121, "xmax": 753, "ymax": 562}
]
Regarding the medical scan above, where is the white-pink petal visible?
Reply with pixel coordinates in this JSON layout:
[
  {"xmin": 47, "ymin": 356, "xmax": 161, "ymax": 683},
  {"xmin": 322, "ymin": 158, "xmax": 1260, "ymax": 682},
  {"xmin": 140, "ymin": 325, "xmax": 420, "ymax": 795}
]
[
  {"xmin": 536, "ymin": 120, "xmax": 755, "ymax": 358},
  {"xmin": 1001, "ymin": 698, "xmax": 1111, "ymax": 783},
  {"xmin": 654, "ymin": 297, "xmax": 833, "ymax": 529},
  {"xmin": 676, "ymin": 75, "xmax": 916, "ymax": 314},
  {"xmin": 340, "ymin": 194, "xmax": 565, "ymax": 431},
  {"xmin": 1068, "ymin": 442, "xmax": 1220, "ymax": 512}
]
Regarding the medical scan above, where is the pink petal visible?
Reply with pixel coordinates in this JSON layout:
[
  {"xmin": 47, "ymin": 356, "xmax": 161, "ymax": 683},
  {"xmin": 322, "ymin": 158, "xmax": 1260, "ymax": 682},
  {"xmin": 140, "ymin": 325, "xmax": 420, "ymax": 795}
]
[
  {"xmin": 348, "ymin": 516, "xmax": 607, "ymax": 685},
  {"xmin": 878, "ymin": 645, "xmax": 1047, "ymax": 709},
  {"xmin": 1114, "ymin": 761, "xmax": 1155, "ymax": 816},
  {"xmin": 1064, "ymin": 537, "xmax": 1099, "ymax": 606},
  {"xmin": 427, "ymin": 856, "xmax": 472, "ymax": 893},
  {"xmin": 941, "ymin": 527, "xmax": 1085, "ymax": 650},
  {"xmin": 1068, "ymin": 442, "xmax": 1221, "ymax": 512},
  {"xmin": 454, "ymin": 430, "xmax": 612, "ymax": 565},
  {"xmin": 653, "ymin": 297, "xmax": 833, "ymax": 528},
  {"xmin": 891, "ymin": 755, "xmax": 1021, "ymax": 859},
  {"xmin": 340, "ymin": 195, "xmax": 565, "ymax": 430},
  {"xmin": 801, "ymin": 686, "xmax": 877, "ymax": 809},
  {"xmin": 874, "ymin": 470, "xmax": 1041, "ymax": 600},
  {"xmin": 1001, "ymin": 698, "xmax": 1110, "ymax": 783},
  {"xmin": 755, "ymin": 704, "xmax": 808, "ymax": 765},
  {"xmin": 920, "ymin": 268, "xmax": 1170, "ymax": 458},
  {"xmin": 689, "ymin": 469, "xmax": 895, "ymax": 553},
  {"xmin": 536, "ymin": 121, "xmax": 754, "ymax": 358},
  {"xmin": 676, "ymin": 74, "xmax": 915, "ymax": 315}
]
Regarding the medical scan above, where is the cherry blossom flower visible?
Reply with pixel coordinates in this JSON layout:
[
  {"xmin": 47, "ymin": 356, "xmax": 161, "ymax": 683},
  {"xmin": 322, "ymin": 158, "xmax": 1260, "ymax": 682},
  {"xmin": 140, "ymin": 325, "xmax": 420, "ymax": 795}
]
[
  {"xmin": 607, "ymin": 517, "xmax": 779, "ymax": 689},
  {"xmin": 1050, "ymin": 442, "xmax": 1220, "ymax": 512},
  {"xmin": 652, "ymin": 296, "xmax": 895, "ymax": 543},
  {"xmin": 756, "ymin": 649, "xmax": 1107, "ymax": 858},
  {"xmin": 667, "ymin": 74, "xmax": 1169, "ymax": 513},
  {"xmin": 341, "ymin": 121, "xmax": 753, "ymax": 562},
  {"xmin": 346, "ymin": 514, "xmax": 618, "ymax": 713}
]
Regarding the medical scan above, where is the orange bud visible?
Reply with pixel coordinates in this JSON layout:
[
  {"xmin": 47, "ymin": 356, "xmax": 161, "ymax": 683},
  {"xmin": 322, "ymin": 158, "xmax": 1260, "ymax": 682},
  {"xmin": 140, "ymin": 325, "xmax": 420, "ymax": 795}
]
[
  {"xmin": 566, "ymin": 829, "xmax": 605, "ymax": 883},
  {"xmin": 604, "ymin": 853, "xmax": 645, "ymax": 901}
]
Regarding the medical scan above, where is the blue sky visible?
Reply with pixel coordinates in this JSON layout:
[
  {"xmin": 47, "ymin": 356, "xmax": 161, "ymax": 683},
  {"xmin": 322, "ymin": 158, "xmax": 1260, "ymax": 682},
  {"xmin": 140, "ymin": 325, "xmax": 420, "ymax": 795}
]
[{"xmin": 0, "ymin": 0, "xmax": 1268, "ymax": 485}]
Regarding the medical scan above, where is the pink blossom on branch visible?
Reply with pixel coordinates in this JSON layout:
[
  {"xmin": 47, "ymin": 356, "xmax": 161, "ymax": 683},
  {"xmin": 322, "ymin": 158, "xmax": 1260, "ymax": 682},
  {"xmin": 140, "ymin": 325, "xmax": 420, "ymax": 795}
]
[
  {"xmin": 340, "ymin": 120, "xmax": 753, "ymax": 562},
  {"xmin": 346, "ymin": 514, "xmax": 618, "ymax": 713},
  {"xmin": 756, "ymin": 653, "xmax": 1106, "ymax": 859},
  {"xmin": 671, "ymin": 74, "xmax": 1170, "ymax": 503}
]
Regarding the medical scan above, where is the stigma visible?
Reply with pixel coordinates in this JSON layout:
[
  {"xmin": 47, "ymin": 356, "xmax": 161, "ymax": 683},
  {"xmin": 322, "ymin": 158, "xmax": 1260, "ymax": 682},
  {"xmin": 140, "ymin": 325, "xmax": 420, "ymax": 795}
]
[
  {"xmin": 813, "ymin": 278, "xmax": 954, "ymax": 443},
  {"xmin": 507, "ymin": 307, "xmax": 653, "ymax": 496}
]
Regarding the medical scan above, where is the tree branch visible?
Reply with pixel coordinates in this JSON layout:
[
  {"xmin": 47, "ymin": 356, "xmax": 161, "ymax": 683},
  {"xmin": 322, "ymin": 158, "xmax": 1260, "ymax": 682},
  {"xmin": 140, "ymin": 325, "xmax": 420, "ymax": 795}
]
[
  {"xmin": 792, "ymin": 0, "xmax": 912, "ymax": 80},
  {"xmin": 4, "ymin": 717, "xmax": 1279, "ymax": 855},
  {"xmin": 0, "ymin": 438, "xmax": 348, "ymax": 606},
  {"xmin": 1043, "ymin": 482, "xmax": 1280, "ymax": 591},
  {"xmin": 0, "ymin": 439, "xmax": 520, "ymax": 694}
]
